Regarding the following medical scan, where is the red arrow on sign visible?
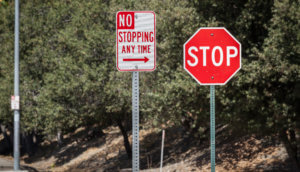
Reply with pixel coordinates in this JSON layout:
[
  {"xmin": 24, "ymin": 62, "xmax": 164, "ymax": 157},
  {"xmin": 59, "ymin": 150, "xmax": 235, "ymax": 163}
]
[{"xmin": 123, "ymin": 57, "xmax": 149, "ymax": 63}]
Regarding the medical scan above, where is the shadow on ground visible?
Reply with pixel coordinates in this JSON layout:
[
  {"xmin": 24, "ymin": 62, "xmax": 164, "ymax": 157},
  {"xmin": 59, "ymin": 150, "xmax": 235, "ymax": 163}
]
[
  {"xmin": 66, "ymin": 126, "xmax": 201, "ymax": 171},
  {"xmin": 65, "ymin": 125, "xmax": 298, "ymax": 172},
  {"xmin": 23, "ymin": 127, "xmax": 106, "ymax": 168}
]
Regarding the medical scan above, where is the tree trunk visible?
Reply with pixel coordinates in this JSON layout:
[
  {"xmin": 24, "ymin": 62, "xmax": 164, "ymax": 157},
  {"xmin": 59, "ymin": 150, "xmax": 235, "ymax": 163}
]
[
  {"xmin": 288, "ymin": 130, "xmax": 299, "ymax": 165},
  {"xmin": 280, "ymin": 129, "xmax": 300, "ymax": 170},
  {"xmin": 57, "ymin": 130, "xmax": 63, "ymax": 146},
  {"xmin": 117, "ymin": 119, "xmax": 132, "ymax": 159},
  {"xmin": 0, "ymin": 125, "xmax": 12, "ymax": 154},
  {"xmin": 8, "ymin": 126, "xmax": 14, "ymax": 153},
  {"xmin": 21, "ymin": 131, "xmax": 34, "ymax": 156},
  {"xmin": 86, "ymin": 125, "xmax": 105, "ymax": 140},
  {"xmin": 296, "ymin": 129, "xmax": 300, "ymax": 164},
  {"xmin": 33, "ymin": 131, "xmax": 44, "ymax": 146}
]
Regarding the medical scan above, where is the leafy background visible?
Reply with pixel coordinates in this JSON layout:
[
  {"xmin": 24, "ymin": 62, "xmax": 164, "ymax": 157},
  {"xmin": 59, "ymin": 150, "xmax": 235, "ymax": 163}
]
[{"xmin": 0, "ymin": 0, "xmax": 299, "ymax": 163}]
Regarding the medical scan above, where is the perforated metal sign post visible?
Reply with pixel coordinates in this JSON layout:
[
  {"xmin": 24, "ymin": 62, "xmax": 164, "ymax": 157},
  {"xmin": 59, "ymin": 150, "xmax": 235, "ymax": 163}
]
[
  {"xmin": 132, "ymin": 71, "xmax": 140, "ymax": 171},
  {"xmin": 116, "ymin": 11, "xmax": 156, "ymax": 172},
  {"xmin": 184, "ymin": 27, "xmax": 241, "ymax": 172}
]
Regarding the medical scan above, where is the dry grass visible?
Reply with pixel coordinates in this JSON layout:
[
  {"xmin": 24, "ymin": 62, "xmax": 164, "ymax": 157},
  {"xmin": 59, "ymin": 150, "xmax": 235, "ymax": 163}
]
[{"xmin": 1, "ymin": 125, "xmax": 294, "ymax": 171}]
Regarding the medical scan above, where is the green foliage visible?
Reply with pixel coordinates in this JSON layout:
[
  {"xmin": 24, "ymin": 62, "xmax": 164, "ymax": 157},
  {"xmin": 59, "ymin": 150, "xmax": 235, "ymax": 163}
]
[
  {"xmin": 213, "ymin": 0, "xmax": 300, "ymax": 134},
  {"xmin": 0, "ymin": 0, "xmax": 14, "ymax": 125},
  {"xmin": 0, "ymin": 0, "xmax": 298, "ymax": 140}
]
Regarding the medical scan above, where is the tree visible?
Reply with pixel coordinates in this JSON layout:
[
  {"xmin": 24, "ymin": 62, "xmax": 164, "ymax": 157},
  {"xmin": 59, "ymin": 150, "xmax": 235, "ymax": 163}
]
[{"xmin": 0, "ymin": 0, "xmax": 298, "ymax": 166}]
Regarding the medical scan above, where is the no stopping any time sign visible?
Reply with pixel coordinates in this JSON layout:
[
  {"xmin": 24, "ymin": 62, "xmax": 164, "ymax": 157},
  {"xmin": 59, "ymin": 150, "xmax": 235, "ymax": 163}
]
[{"xmin": 116, "ymin": 11, "xmax": 156, "ymax": 71}]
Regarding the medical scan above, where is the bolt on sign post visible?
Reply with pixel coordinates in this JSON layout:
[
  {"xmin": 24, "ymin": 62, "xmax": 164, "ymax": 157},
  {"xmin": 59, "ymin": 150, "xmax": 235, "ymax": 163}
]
[
  {"xmin": 183, "ymin": 27, "xmax": 241, "ymax": 172},
  {"xmin": 116, "ymin": 11, "xmax": 156, "ymax": 172}
]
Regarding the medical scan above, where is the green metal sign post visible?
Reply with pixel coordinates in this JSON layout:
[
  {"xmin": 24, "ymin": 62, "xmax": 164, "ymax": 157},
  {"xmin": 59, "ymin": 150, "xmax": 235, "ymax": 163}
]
[{"xmin": 210, "ymin": 85, "xmax": 215, "ymax": 172}]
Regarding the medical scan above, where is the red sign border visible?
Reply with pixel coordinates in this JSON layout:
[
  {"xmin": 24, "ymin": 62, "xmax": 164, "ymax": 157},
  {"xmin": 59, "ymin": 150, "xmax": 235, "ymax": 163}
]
[
  {"xmin": 116, "ymin": 11, "xmax": 156, "ymax": 72},
  {"xmin": 183, "ymin": 27, "xmax": 242, "ymax": 85}
]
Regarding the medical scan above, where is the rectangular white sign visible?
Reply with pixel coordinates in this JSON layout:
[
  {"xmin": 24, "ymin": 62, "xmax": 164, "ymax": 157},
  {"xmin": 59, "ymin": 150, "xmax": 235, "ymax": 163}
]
[
  {"xmin": 11, "ymin": 95, "xmax": 20, "ymax": 110},
  {"xmin": 116, "ymin": 11, "xmax": 156, "ymax": 71}
]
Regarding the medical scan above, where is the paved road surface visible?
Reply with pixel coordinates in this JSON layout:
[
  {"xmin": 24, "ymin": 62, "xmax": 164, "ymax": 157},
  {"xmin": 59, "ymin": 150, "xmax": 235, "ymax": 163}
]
[
  {"xmin": 0, "ymin": 157, "xmax": 36, "ymax": 171},
  {"xmin": 0, "ymin": 157, "xmax": 14, "ymax": 171}
]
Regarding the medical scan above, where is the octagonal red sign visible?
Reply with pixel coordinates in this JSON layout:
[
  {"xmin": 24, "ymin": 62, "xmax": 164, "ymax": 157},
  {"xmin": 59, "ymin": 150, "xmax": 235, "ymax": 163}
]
[{"xmin": 184, "ymin": 27, "xmax": 241, "ymax": 85}]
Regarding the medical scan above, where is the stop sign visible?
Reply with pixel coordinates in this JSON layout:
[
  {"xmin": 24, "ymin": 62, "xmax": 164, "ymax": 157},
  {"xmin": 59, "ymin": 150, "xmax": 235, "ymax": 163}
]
[{"xmin": 184, "ymin": 27, "xmax": 241, "ymax": 85}]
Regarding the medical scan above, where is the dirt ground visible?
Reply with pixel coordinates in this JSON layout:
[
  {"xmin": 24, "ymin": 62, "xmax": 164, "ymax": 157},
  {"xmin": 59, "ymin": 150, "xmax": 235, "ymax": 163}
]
[{"xmin": 0, "ymin": 125, "xmax": 298, "ymax": 172}]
